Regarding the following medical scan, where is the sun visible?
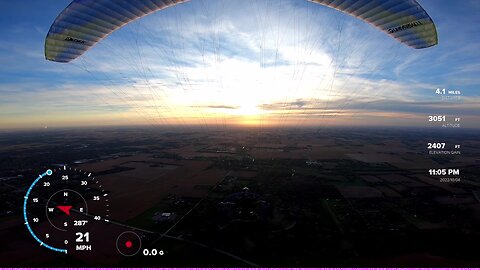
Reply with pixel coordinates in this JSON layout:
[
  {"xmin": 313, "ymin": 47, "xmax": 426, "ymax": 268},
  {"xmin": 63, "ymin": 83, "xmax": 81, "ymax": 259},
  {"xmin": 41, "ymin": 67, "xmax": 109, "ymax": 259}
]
[{"xmin": 236, "ymin": 103, "xmax": 262, "ymax": 116}]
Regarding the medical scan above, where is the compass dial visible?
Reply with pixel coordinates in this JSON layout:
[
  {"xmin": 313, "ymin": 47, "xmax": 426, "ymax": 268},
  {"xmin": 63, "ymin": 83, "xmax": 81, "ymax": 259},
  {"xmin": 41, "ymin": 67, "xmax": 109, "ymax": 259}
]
[{"xmin": 23, "ymin": 166, "xmax": 109, "ymax": 254}]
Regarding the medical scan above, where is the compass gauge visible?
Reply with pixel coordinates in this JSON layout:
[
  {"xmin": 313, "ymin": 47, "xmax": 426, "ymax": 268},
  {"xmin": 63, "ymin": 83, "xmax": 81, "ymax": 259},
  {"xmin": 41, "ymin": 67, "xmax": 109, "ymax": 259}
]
[{"xmin": 23, "ymin": 166, "xmax": 109, "ymax": 254}]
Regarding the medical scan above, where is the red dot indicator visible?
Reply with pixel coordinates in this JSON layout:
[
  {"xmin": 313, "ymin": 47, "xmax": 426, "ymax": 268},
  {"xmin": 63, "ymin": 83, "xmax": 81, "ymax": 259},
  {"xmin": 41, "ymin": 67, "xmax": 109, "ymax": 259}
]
[{"xmin": 116, "ymin": 231, "xmax": 141, "ymax": 256}]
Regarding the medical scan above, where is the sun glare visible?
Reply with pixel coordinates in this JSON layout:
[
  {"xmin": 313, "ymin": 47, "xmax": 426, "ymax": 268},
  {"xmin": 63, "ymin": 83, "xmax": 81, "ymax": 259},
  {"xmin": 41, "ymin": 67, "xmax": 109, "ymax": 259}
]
[{"xmin": 237, "ymin": 103, "xmax": 262, "ymax": 116}]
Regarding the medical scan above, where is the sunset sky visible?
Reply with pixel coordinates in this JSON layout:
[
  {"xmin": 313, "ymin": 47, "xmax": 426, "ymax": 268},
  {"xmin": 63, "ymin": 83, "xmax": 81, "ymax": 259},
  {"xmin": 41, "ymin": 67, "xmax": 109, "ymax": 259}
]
[{"xmin": 1, "ymin": 0, "xmax": 479, "ymax": 129}]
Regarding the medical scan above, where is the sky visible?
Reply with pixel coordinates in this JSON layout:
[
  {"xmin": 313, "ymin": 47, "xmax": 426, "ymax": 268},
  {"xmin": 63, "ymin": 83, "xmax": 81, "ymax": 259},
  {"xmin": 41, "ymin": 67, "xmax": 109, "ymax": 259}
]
[{"xmin": 0, "ymin": 0, "xmax": 479, "ymax": 130}]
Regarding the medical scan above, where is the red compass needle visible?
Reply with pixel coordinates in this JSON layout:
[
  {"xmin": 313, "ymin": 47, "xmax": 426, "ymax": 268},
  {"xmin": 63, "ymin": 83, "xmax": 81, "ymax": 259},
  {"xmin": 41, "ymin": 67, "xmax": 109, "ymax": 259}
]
[{"xmin": 56, "ymin": 205, "xmax": 73, "ymax": 216}]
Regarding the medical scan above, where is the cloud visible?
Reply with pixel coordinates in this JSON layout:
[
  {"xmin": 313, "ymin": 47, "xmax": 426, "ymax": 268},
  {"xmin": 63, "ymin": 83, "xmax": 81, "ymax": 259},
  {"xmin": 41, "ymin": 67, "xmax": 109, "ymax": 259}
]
[
  {"xmin": 191, "ymin": 105, "xmax": 240, "ymax": 110},
  {"xmin": 260, "ymin": 96, "xmax": 480, "ymax": 117}
]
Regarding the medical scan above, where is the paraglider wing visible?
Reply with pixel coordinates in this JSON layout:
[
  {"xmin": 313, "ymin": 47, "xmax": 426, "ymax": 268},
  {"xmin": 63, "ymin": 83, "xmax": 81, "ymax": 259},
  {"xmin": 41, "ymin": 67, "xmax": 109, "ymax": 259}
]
[
  {"xmin": 45, "ymin": 0, "xmax": 191, "ymax": 63},
  {"xmin": 45, "ymin": 0, "xmax": 438, "ymax": 63},
  {"xmin": 309, "ymin": 0, "xmax": 438, "ymax": 49}
]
